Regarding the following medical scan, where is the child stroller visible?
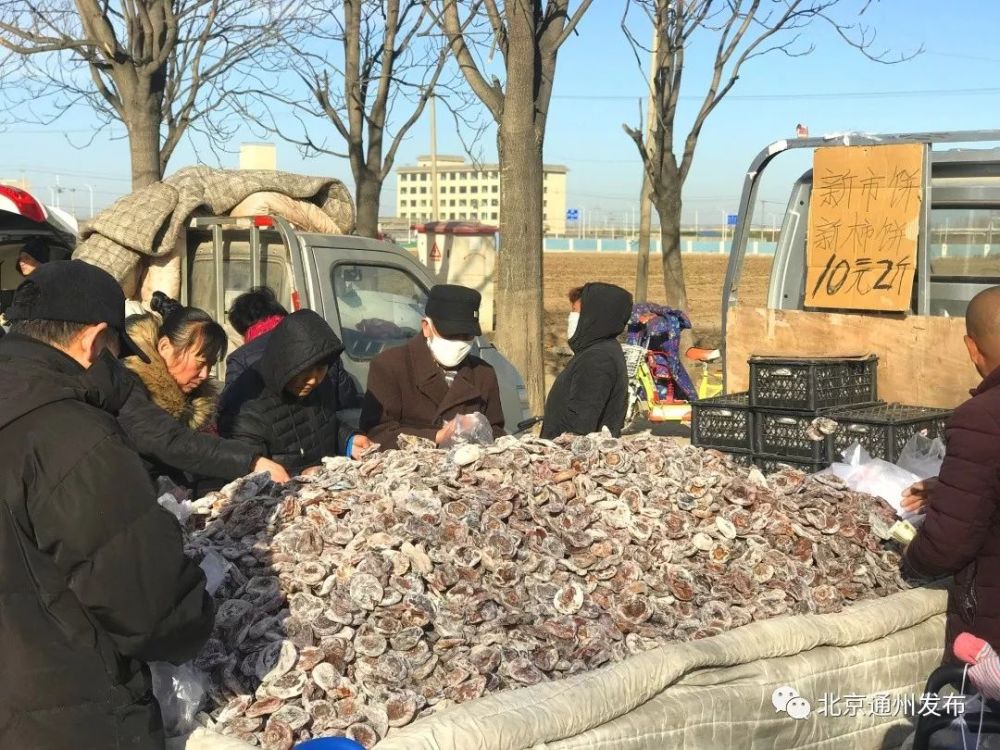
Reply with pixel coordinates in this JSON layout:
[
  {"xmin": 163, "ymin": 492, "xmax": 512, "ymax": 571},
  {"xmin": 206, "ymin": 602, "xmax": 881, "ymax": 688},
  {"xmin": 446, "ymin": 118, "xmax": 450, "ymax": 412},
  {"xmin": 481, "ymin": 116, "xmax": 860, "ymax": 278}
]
[
  {"xmin": 913, "ymin": 662, "xmax": 1000, "ymax": 749},
  {"xmin": 623, "ymin": 304, "xmax": 698, "ymax": 425}
]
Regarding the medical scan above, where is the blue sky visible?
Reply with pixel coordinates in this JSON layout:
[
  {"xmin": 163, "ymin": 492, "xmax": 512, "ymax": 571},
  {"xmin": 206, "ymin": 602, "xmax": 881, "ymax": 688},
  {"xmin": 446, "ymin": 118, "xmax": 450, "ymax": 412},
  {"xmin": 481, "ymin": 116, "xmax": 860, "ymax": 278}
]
[{"xmin": 2, "ymin": 0, "xmax": 999, "ymax": 227}]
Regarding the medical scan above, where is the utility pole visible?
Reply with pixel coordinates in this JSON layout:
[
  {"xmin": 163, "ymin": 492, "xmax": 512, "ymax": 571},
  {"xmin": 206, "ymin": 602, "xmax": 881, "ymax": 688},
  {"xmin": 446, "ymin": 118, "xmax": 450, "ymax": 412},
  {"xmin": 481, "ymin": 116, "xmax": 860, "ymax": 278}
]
[
  {"xmin": 634, "ymin": 23, "xmax": 659, "ymax": 303},
  {"xmin": 428, "ymin": 93, "xmax": 440, "ymax": 220},
  {"xmin": 83, "ymin": 184, "xmax": 94, "ymax": 218}
]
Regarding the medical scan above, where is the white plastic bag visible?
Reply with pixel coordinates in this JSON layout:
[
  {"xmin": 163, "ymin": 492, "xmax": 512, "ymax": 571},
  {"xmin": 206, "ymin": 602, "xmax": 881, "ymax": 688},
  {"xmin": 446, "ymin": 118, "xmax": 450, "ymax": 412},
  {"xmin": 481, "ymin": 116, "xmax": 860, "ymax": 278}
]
[
  {"xmin": 199, "ymin": 550, "xmax": 229, "ymax": 596},
  {"xmin": 896, "ymin": 432, "xmax": 946, "ymax": 479},
  {"xmin": 439, "ymin": 412, "xmax": 494, "ymax": 448},
  {"xmin": 149, "ymin": 552, "xmax": 227, "ymax": 736},
  {"xmin": 827, "ymin": 442, "xmax": 922, "ymax": 522},
  {"xmin": 150, "ymin": 662, "xmax": 208, "ymax": 737}
]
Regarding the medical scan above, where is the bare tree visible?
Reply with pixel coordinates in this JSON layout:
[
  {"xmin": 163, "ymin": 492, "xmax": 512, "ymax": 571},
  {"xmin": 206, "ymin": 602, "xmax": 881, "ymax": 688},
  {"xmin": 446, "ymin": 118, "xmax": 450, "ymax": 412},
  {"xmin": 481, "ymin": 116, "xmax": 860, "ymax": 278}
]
[
  {"xmin": 0, "ymin": 0, "xmax": 305, "ymax": 189},
  {"xmin": 243, "ymin": 0, "xmax": 477, "ymax": 238},
  {"xmin": 622, "ymin": 0, "xmax": 917, "ymax": 313},
  {"xmin": 432, "ymin": 0, "xmax": 593, "ymax": 414}
]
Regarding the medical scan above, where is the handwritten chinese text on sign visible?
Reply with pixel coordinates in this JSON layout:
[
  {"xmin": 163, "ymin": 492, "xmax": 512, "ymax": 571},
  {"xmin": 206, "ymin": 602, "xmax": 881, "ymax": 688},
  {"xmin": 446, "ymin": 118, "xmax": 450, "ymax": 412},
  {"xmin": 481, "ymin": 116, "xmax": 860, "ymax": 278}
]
[{"xmin": 805, "ymin": 143, "xmax": 924, "ymax": 312}]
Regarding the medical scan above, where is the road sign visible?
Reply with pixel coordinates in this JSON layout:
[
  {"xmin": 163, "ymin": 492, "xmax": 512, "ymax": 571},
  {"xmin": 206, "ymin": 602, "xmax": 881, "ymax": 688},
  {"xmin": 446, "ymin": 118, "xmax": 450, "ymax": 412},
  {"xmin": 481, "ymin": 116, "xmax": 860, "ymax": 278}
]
[
  {"xmin": 566, "ymin": 208, "xmax": 580, "ymax": 221},
  {"xmin": 726, "ymin": 214, "xmax": 739, "ymax": 226},
  {"xmin": 429, "ymin": 242, "xmax": 442, "ymax": 261}
]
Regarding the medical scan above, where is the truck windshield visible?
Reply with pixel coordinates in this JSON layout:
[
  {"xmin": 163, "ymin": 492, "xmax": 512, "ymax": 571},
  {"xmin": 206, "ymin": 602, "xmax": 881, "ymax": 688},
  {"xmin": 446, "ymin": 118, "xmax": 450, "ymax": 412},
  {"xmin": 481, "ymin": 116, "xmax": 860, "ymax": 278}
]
[{"xmin": 332, "ymin": 263, "xmax": 427, "ymax": 360}]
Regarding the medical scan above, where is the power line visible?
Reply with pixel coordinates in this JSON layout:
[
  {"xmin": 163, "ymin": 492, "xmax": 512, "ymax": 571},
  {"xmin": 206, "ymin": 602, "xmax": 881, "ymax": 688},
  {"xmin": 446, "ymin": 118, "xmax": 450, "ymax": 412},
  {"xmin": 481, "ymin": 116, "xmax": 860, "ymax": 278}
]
[
  {"xmin": 552, "ymin": 86, "xmax": 1000, "ymax": 102},
  {"xmin": 1, "ymin": 166, "xmax": 131, "ymax": 183}
]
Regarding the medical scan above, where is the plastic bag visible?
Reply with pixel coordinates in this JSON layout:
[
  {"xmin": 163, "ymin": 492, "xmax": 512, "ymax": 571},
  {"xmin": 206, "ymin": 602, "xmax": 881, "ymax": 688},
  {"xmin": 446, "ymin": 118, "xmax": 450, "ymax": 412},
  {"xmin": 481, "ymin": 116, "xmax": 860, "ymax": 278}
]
[
  {"xmin": 438, "ymin": 412, "xmax": 494, "ymax": 448},
  {"xmin": 827, "ymin": 442, "xmax": 922, "ymax": 522},
  {"xmin": 199, "ymin": 550, "xmax": 229, "ymax": 596},
  {"xmin": 150, "ymin": 662, "xmax": 208, "ymax": 737},
  {"xmin": 896, "ymin": 432, "xmax": 946, "ymax": 479}
]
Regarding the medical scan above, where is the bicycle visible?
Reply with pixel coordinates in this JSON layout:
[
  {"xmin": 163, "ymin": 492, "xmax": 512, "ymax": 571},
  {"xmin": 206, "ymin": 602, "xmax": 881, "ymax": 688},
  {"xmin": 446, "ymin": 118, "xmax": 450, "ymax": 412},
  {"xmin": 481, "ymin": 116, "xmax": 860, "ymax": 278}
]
[{"xmin": 686, "ymin": 346, "xmax": 724, "ymax": 400}]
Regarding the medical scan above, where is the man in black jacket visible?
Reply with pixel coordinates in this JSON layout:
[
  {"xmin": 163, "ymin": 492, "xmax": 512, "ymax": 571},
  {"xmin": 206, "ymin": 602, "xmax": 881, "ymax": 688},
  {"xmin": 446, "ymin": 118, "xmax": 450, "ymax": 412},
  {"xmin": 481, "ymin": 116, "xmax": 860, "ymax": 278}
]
[
  {"xmin": 541, "ymin": 282, "xmax": 633, "ymax": 439},
  {"xmin": 0, "ymin": 260, "xmax": 215, "ymax": 749}
]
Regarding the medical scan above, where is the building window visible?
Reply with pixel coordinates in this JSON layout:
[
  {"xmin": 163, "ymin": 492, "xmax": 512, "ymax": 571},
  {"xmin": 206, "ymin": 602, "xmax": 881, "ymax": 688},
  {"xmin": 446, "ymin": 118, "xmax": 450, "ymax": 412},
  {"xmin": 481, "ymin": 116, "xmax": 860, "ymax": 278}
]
[
  {"xmin": 459, "ymin": 186, "xmax": 467, "ymax": 194},
  {"xmin": 491, "ymin": 199, "xmax": 498, "ymax": 207},
  {"xmin": 459, "ymin": 213, "xmax": 467, "ymax": 220},
  {"xmin": 470, "ymin": 186, "xmax": 478, "ymax": 194},
  {"xmin": 543, "ymin": 200, "xmax": 547, "ymax": 208},
  {"xmin": 491, "ymin": 212, "xmax": 498, "ymax": 220},
  {"xmin": 492, "ymin": 185, "xmax": 499, "ymax": 193},
  {"xmin": 420, "ymin": 187, "xmax": 427, "ymax": 194},
  {"xmin": 449, "ymin": 172, "xmax": 456, "ymax": 179},
  {"xmin": 420, "ymin": 200, "xmax": 427, "ymax": 207},
  {"xmin": 544, "ymin": 186, "xmax": 548, "ymax": 194},
  {"xmin": 420, "ymin": 173, "xmax": 427, "ymax": 181},
  {"xmin": 459, "ymin": 199, "xmax": 467, "ymax": 207}
]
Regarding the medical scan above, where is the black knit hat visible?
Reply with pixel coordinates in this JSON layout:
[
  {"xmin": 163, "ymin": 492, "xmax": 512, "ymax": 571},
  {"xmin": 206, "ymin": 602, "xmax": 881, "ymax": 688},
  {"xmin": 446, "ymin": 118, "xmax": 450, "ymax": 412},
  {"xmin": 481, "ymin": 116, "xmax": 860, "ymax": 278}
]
[
  {"xmin": 19, "ymin": 237, "xmax": 69, "ymax": 265},
  {"xmin": 6, "ymin": 260, "xmax": 149, "ymax": 362}
]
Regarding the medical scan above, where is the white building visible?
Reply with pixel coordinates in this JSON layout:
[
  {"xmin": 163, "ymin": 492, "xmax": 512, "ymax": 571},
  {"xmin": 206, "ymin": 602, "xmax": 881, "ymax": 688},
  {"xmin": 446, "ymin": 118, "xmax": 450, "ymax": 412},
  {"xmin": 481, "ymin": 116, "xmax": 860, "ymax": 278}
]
[{"xmin": 395, "ymin": 155, "xmax": 568, "ymax": 234}]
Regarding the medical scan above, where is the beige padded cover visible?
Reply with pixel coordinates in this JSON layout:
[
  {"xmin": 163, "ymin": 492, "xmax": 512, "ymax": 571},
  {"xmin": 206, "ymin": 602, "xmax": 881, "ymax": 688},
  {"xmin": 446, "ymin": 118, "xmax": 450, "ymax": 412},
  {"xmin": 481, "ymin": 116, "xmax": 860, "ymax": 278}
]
[
  {"xmin": 168, "ymin": 587, "xmax": 947, "ymax": 750},
  {"xmin": 73, "ymin": 166, "xmax": 355, "ymax": 293},
  {"xmin": 377, "ymin": 587, "xmax": 946, "ymax": 750}
]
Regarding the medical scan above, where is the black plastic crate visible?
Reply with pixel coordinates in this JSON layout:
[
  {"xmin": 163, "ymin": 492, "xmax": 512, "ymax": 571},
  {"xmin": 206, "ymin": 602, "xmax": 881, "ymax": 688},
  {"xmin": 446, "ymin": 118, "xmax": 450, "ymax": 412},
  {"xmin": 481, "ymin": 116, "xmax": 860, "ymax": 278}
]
[
  {"xmin": 691, "ymin": 393, "xmax": 753, "ymax": 452},
  {"xmin": 754, "ymin": 454, "xmax": 830, "ymax": 475},
  {"xmin": 827, "ymin": 403, "xmax": 952, "ymax": 463},
  {"xmin": 754, "ymin": 410, "xmax": 829, "ymax": 461},
  {"xmin": 749, "ymin": 355, "xmax": 878, "ymax": 412}
]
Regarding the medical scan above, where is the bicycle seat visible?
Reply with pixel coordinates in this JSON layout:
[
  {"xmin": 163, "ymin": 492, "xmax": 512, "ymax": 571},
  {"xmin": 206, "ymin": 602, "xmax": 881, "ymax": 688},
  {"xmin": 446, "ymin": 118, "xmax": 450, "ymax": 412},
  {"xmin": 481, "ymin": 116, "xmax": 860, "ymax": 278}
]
[{"xmin": 686, "ymin": 347, "xmax": 721, "ymax": 363}]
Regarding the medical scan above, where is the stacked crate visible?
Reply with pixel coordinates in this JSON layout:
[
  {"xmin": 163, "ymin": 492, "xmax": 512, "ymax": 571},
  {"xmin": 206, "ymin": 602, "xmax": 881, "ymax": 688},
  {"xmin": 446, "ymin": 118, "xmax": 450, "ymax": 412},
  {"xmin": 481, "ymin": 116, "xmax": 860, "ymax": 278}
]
[{"xmin": 692, "ymin": 355, "xmax": 952, "ymax": 473}]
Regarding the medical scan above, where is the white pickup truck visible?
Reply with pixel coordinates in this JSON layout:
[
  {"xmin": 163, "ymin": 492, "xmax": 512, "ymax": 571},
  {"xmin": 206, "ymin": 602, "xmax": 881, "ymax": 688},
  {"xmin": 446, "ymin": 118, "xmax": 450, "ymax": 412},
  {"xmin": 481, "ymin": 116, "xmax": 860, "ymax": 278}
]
[{"xmin": 181, "ymin": 215, "xmax": 531, "ymax": 432}]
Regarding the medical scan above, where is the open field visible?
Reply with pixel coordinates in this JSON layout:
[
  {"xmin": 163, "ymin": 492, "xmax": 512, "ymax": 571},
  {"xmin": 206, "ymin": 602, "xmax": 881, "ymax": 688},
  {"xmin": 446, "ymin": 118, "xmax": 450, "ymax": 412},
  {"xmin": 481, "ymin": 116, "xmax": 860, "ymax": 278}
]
[{"xmin": 541, "ymin": 252, "xmax": 774, "ymax": 384}]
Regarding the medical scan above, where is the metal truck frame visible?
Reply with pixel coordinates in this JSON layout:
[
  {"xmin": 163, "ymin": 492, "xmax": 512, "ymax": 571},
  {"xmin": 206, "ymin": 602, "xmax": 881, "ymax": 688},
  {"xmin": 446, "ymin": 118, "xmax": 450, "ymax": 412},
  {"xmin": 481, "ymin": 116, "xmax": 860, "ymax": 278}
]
[{"xmin": 720, "ymin": 129, "xmax": 1000, "ymax": 407}]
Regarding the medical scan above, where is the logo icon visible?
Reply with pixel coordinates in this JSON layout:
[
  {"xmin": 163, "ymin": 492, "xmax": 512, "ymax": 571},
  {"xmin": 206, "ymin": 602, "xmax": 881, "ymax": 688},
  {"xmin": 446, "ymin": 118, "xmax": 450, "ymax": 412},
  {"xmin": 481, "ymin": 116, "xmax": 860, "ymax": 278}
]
[{"xmin": 772, "ymin": 686, "xmax": 812, "ymax": 720}]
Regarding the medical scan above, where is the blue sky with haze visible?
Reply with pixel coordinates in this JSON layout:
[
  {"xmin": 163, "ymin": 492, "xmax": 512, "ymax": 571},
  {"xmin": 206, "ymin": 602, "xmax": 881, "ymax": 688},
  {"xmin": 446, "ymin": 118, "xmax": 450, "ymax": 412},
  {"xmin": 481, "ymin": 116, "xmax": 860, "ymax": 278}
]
[{"xmin": 2, "ymin": 0, "xmax": 998, "ymax": 226}]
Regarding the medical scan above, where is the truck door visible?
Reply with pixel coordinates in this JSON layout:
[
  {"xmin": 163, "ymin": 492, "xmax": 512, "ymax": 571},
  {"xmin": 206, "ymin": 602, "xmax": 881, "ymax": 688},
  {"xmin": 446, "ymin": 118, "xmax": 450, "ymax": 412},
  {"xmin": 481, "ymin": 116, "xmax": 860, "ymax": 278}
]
[{"xmin": 306, "ymin": 246, "xmax": 428, "ymax": 431}]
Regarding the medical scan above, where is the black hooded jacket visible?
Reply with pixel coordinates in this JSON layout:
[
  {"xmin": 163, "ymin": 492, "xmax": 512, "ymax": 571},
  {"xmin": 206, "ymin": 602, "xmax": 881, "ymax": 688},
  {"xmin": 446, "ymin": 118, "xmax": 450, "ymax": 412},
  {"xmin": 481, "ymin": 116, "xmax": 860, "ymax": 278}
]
[
  {"xmin": 541, "ymin": 282, "xmax": 633, "ymax": 439},
  {"xmin": 219, "ymin": 310, "xmax": 348, "ymax": 473},
  {"xmin": 0, "ymin": 333, "xmax": 214, "ymax": 750}
]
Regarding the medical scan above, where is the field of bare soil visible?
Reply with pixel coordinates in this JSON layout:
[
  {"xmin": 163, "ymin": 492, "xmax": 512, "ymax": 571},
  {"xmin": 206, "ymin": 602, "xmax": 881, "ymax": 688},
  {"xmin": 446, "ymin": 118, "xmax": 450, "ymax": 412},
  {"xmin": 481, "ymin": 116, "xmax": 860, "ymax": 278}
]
[{"xmin": 541, "ymin": 252, "xmax": 773, "ymax": 384}]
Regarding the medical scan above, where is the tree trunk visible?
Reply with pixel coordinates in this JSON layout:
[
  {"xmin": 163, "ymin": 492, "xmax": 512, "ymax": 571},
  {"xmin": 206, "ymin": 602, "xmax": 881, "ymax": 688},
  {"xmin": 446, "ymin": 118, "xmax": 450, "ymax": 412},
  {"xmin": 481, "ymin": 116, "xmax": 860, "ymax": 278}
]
[
  {"xmin": 634, "ymin": 172, "xmax": 653, "ymax": 302},
  {"xmin": 654, "ymin": 186, "xmax": 690, "ymax": 313},
  {"xmin": 125, "ymin": 102, "xmax": 163, "ymax": 190},
  {"xmin": 354, "ymin": 173, "xmax": 382, "ymax": 238},
  {"xmin": 495, "ymin": 95, "xmax": 546, "ymax": 415}
]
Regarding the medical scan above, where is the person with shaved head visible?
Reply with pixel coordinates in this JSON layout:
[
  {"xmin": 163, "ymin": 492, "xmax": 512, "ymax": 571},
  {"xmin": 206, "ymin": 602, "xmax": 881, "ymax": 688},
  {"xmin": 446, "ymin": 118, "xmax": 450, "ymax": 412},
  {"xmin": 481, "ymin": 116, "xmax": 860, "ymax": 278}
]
[{"xmin": 902, "ymin": 285, "xmax": 1000, "ymax": 661}]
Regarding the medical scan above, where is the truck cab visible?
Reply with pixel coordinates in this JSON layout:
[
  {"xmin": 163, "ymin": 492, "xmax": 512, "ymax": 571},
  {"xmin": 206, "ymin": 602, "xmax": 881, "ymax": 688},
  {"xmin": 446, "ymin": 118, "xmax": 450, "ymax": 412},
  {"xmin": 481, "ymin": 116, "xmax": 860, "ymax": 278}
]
[
  {"xmin": 181, "ymin": 215, "xmax": 530, "ymax": 431},
  {"xmin": 721, "ymin": 130, "xmax": 1000, "ymax": 408}
]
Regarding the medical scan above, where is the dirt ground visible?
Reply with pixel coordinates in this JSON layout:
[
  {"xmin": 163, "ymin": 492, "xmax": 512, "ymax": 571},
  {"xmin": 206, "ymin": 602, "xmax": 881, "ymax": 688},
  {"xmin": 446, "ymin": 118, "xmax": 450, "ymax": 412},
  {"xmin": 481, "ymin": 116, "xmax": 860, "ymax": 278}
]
[{"xmin": 542, "ymin": 252, "xmax": 773, "ymax": 385}]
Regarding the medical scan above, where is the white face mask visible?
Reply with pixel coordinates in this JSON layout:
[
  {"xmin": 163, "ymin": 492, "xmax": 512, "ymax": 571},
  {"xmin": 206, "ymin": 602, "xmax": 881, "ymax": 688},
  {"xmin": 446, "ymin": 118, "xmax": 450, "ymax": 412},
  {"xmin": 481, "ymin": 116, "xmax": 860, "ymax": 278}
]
[
  {"xmin": 427, "ymin": 333, "xmax": 473, "ymax": 368},
  {"xmin": 567, "ymin": 311, "xmax": 580, "ymax": 340}
]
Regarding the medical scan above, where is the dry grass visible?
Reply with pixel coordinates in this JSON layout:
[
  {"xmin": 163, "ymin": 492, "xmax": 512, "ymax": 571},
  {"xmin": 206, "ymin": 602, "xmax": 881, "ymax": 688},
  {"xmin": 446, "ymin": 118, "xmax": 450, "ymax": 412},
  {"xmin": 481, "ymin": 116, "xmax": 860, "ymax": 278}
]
[{"xmin": 541, "ymin": 252, "xmax": 773, "ymax": 385}]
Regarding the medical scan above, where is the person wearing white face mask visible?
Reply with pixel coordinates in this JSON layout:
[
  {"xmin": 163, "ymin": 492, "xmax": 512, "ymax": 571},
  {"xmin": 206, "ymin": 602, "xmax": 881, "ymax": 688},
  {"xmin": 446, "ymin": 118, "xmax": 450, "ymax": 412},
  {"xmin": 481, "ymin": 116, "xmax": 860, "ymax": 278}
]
[{"xmin": 359, "ymin": 284, "xmax": 505, "ymax": 450}]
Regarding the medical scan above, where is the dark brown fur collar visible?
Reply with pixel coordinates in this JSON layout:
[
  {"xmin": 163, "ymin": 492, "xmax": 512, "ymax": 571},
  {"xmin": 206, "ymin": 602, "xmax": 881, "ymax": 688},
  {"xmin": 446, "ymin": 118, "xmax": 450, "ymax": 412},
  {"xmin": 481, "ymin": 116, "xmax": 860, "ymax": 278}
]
[{"xmin": 124, "ymin": 314, "xmax": 220, "ymax": 431}]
